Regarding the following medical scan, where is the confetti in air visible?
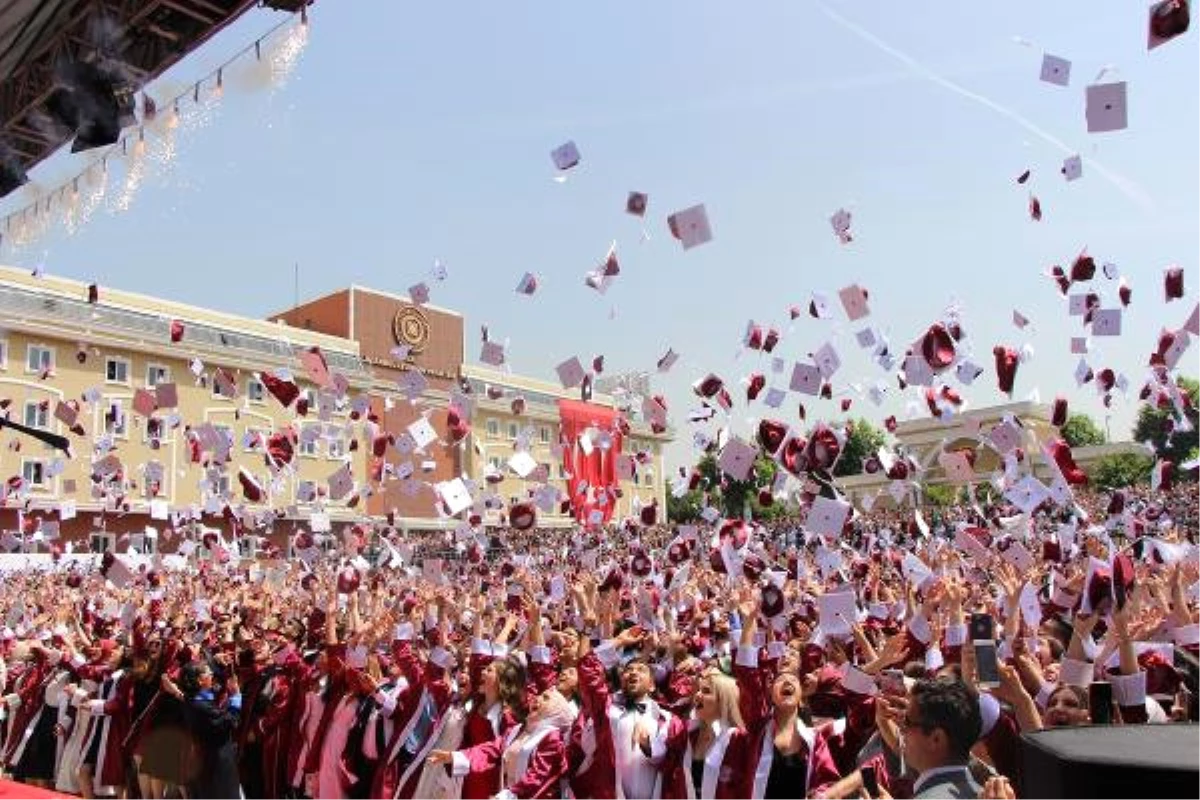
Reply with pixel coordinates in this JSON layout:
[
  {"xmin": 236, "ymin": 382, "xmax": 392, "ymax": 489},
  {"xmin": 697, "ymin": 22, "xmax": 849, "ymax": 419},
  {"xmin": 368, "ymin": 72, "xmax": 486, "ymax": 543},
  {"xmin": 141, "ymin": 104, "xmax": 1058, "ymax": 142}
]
[
  {"xmin": 270, "ymin": 21, "xmax": 309, "ymax": 89},
  {"xmin": 0, "ymin": 7, "xmax": 309, "ymax": 256},
  {"xmin": 111, "ymin": 138, "xmax": 148, "ymax": 214}
]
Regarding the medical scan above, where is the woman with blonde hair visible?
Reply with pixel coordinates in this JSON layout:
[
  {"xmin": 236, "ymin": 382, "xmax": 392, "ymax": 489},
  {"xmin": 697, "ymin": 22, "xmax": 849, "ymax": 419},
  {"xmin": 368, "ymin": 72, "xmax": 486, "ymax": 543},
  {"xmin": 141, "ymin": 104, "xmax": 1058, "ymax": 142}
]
[{"xmin": 661, "ymin": 591, "xmax": 771, "ymax": 799}]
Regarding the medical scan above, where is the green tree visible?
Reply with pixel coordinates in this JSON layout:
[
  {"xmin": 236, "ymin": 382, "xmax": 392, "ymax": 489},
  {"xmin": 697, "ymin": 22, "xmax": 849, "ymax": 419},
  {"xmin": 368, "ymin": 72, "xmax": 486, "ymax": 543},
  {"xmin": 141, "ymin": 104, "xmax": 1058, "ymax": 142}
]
[
  {"xmin": 1060, "ymin": 413, "xmax": 1107, "ymax": 448},
  {"xmin": 665, "ymin": 479, "xmax": 703, "ymax": 523},
  {"xmin": 834, "ymin": 418, "xmax": 890, "ymax": 477},
  {"xmin": 1132, "ymin": 376, "xmax": 1199, "ymax": 464},
  {"xmin": 1089, "ymin": 453, "xmax": 1153, "ymax": 490},
  {"xmin": 923, "ymin": 484, "xmax": 958, "ymax": 507},
  {"xmin": 695, "ymin": 450, "xmax": 784, "ymax": 519}
]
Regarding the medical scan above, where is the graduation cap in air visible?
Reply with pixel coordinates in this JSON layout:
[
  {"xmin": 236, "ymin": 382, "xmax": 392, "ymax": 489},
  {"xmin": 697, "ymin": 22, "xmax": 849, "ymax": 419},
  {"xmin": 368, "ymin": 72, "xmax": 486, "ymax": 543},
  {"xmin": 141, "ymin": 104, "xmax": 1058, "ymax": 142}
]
[
  {"xmin": 1164, "ymin": 266, "xmax": 1185, "ymax": 301},
  {"xmin": 1148, "ymin": 0, "xmax": 1190, "ymax": 49}
]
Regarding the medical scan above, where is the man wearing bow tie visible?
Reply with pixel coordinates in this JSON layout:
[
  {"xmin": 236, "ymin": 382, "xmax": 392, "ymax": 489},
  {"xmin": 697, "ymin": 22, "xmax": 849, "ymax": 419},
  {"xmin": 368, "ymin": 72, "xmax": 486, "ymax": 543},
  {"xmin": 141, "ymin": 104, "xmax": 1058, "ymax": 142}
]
[{"xmin": 571, "ymin": 626, "xmax": 686, "ymax": 799}]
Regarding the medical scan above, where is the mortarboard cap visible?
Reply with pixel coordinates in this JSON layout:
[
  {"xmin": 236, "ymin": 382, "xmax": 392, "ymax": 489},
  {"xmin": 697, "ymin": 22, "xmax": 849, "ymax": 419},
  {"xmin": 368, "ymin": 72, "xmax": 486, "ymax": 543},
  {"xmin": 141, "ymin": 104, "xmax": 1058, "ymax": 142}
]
[
  {"xmin": 993, "ymin": 345, "xmax": 1019, "ymax": 395},
  {"xmin": 1052, "ymin": 396, "xmax": 1069, "ymax": 427},
  {"xmin": 626, "ymin": 191, "xmax": 648, "ymax": 216},
  {"xmin": 1040, "ymin": 53, "xmax": 1071, "ymax": 86},
  {"xmin": 920, "ymin": 323, "xmax": 957, "ymax": 371},
  {"xmin": 838, "ymin": 284, "xmax": 870, "ymax": 321},
  {"xmin": 551, "ymin": 140, "xmax": 581, "ymax": 171},
  {"xmin": 1164, "ymin": 266, "xmax": 1184, "ymax": 301},
  {"xmin": 830, "ymin": 208, "xmax": 852, "ymax": 243},
  {"xmin": 1085, "ymin": 82, "xmax": 1128, "ymax": 133},
  {"xmin": 1091, "ymin": 308, "xmax": 1121, "ymax": 337},
  {"xmin": 556, "ymin": 356, "xmax": 586, "ymax": 389},
  {"xmin": 657, "ymin": 348, "xmax": 679, "ymax": 373},
  {"xmin": 509, "ymin": 502, "xmax": 536, "ymax": 531},
  {"xmin": 1061, "ymin": 155, "xmax": 1083, "ymax": 181},
  {"xmin": 408, "ymin": 283, "xmax": 430, "ymax": 305},
  {"xmin": 515, "ymin": 272, "xmax": 538, "ymax": 295},
  {"xmin": 761, "ymin": 582, "xmax": 785, "ymax": 619},
  {"xmin": 1148, "ymin": 0, "xmax": 1191, "ymax": 49},
  {"xmin": 667, "ymin": 204, "xmax": 713, "ymax": 250},
  {"xmin": 718, "ymin": 437, "xmax": 757, "ymax": 481},
  {"xmin": 337, "ymin": 565, "xmax": 360, "ymax": 595},
  {"xmin": 1045, "ymin": 439, "xmax": 1089, "ymax": 486}
]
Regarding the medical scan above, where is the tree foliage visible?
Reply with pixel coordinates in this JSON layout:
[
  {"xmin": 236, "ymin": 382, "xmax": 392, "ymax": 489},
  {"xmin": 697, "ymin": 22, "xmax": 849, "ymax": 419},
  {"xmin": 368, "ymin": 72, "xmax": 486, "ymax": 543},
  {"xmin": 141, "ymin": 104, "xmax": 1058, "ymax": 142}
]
[
  {"xmin": 1132, "ymin": 376, "xmax": 1199, "ymax": 465},
  {"xmin": 1060, "ymin": 413, "xmax": 1107, "ymax": 448},
  {"xmin": 665, "ymin": 479, "xmax": 703, "ymax": 523},
  {"xmin": 1089, "ymin": 453, "xmax": 1153, "ymax": 490},
  {"xmin": 663, "ymin": 451, "xmax": 792, "ymax": 522},
  {"xmin": 923, "ymin": 484, "xmax": 958, "ymax": 507},
  {"xmin": 834, "ymin": 418, "xmax": 890, "ymax": 477}
]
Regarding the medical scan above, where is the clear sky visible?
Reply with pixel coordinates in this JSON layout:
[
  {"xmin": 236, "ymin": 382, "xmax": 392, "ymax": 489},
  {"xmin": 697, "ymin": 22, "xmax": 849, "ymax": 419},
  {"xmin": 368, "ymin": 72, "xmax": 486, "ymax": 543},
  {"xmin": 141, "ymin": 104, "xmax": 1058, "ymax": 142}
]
[{"xmin": 2, "ymin": 1, "xmax": 1196, "ymax": 474}]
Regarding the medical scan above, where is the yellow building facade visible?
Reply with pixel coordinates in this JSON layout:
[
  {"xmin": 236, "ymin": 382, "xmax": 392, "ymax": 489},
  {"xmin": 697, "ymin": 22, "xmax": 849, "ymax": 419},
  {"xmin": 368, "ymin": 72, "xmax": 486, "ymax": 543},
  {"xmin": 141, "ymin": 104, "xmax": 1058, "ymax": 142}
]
[
  {"xmin": 0, "ymin": 265, "xmax": 372, "ymax": 554},
  {"xmin": 0, "ymin": 268, "xmax": 674, "ymax": 554}
]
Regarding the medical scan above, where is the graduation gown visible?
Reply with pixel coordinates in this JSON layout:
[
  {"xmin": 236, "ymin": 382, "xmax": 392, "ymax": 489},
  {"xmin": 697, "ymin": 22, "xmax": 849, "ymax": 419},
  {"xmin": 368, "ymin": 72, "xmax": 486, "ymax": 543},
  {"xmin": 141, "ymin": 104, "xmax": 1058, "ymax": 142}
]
[
  {"xmin": 451, "ymin": 723, "xmax": 568, "ymax": 800},
  {"xmin": 573, "ymin": 646, "xmax": 685, "ymax": 799}
]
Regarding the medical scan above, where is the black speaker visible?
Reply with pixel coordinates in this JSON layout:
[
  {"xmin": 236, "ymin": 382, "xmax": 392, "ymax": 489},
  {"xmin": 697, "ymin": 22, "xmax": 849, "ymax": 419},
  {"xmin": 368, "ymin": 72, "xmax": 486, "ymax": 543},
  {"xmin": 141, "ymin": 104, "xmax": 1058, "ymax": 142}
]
[{"xmin": 1018, "ymin": 724, "xmax": 1199, "ymax": 798}]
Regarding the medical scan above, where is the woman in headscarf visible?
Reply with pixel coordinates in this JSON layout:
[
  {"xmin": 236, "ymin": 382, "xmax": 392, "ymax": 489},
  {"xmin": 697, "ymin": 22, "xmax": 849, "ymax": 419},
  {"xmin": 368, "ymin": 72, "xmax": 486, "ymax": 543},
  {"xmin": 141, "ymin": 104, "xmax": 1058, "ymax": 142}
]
[{"xmin": 428, "ymin": 686, "xmax": 576, "ymax": 799}]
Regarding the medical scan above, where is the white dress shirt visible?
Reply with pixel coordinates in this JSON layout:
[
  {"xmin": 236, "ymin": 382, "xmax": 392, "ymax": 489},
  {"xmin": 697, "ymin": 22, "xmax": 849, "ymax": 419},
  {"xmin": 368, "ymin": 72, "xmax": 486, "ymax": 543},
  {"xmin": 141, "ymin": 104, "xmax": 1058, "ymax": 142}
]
[{"xmin": 613, "ymin": 699, "xmax": 659, "ymax": 800}]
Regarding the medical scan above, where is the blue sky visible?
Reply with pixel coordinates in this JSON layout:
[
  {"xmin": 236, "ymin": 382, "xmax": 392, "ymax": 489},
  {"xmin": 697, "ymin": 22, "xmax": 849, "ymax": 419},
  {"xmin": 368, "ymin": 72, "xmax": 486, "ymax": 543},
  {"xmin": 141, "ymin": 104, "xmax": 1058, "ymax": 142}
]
[{"xmin": 2, "ymin": 1, "xmax": 1196, "ymax": 473}]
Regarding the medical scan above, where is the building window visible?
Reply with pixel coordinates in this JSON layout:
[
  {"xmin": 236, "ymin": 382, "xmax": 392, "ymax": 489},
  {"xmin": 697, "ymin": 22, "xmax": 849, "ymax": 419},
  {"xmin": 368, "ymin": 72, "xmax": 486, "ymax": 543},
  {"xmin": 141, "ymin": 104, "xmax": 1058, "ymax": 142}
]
[
  {"xmin": 237, "ymin": 537, "xmax": 257, "ymax": 559},
  {"xmin": 129, "ymin": 533, "xmax": 156, "ymax": 555},
  {"xmin": 488, "ymin": 455, "xmax": 503, "ymax": 470},
  {"xmin": 23, "ymin": 401, "xmax": 48, "ymax": 429},
  {"xmin": 296, "ymin": 479, "xmax": 317, "ymax": 503},
  {"xmin": 105, "ymin": 357, "xmax": 130, "ymax": 384},
  {"xmin": 146, "ymin": 364, "xmax": 170, "ymax": 387},
  {"xmin": 644, "ymin": 470, "xmax": 655, "ymax": 486},
  {"xmin": 103, "ymin": 400, "xmax": 127, "ymax": 438},
  {"xmin": 21, "ymin": 459, "xmax": 46, "ymax": 488},
  {"xmin": 247, "ymin": 377, "xmax": 265, "ymax": 403},
  {"xmin": 145, "ymin": 417, "xmax": 168, "ymax": 443},
  {"xmin": 299, "ymin": 425, "xmax": 318, "ymax": 457},
  {"xmin": 26, "ymin": 344, "xmax": 53, "ymax": 373},
  {"xmin": 486, "ymin": 419, "xmax": 499, "ymax": 438},
  {"xmin": 0, "ymin": 339, "xmax": 7, "ymax": 369},
  {"xmin": 328, "ymin": 436, "xmax": 346, "ymax": 459},
  {"xmin": 213, "ymin": 425, "xmax": 234, "ymax": 452},
  {"xmin": 540, "ymin": 426, "xmax": 550, "ymax": 444},
  {"xmin": 507, "ymin": 422, "xmax": 518, "ymax": 440},
  {"xmin": 558, "ymin": 464, "xmax": 567, "ymax": 479},
  {"xmin": 244, "ymin": 428, "xmax": 263, "ymax": 452},
  {"xmin": 90, "ymin": 533, "xmax": 115, "ymax": 554}
]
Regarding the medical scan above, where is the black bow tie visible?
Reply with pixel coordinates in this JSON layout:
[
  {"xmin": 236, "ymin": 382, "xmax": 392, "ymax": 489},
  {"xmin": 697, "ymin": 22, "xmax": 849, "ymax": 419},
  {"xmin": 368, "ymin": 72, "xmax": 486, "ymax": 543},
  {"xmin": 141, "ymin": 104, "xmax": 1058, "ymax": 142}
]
[{"xmin": 622, "ymin": 699, "xmax": 647, "ymax": 714}]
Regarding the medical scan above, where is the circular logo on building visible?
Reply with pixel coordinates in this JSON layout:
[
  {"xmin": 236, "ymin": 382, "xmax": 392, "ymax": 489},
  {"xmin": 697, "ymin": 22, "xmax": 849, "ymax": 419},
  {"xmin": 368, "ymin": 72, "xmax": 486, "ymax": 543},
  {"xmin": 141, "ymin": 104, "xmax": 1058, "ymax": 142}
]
[{"xmin": 393, "ymin": 306, "xmax": 429, "ymax": 354}]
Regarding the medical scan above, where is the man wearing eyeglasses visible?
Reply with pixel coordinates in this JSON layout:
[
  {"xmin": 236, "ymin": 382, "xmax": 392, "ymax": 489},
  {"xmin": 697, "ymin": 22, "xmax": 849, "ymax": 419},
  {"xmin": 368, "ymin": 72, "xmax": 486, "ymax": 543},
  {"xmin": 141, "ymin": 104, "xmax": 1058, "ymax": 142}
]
[{"xmin": 902, "ymin": 677, "xmax": 984, "ymax": 799}]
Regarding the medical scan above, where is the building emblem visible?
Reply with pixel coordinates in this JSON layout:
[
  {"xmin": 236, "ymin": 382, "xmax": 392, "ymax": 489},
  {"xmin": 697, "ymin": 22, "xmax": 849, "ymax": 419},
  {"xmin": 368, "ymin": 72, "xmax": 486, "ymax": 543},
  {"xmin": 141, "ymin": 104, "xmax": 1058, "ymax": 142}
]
[{"xmin": 393, "ymin": 306, "xmax": 430, "ymax": 354}]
